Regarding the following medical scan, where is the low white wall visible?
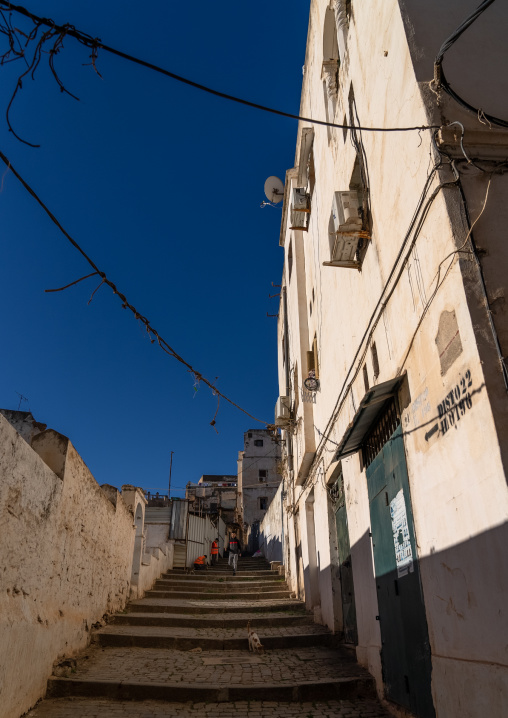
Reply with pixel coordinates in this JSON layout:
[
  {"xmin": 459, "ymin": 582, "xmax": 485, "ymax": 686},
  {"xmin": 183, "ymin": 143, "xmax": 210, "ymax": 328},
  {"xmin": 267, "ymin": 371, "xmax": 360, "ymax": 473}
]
[
  {"xmin": 136, "ymin": 514, "xmax": 175, "ymax": 596},
  {"xmin": 259, "ymin": 484, "xmax": 284, "ymax": 563},
  {"xmin": 0, "ymin": 414, "xmax": 172, "ymax": 718},
  {"xmin": 138, "ymin": 541, "xmax": 174, "ymax": 596}
]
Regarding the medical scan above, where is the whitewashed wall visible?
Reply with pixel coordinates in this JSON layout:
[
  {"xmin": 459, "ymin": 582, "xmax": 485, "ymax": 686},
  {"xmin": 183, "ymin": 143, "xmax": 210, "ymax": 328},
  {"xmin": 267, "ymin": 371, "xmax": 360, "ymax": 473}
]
[
  {"xmin": 0, "ymin": 414, "xmax": 173, "ymax": 718},
  {"xmin": 259, "ymin": 483, "xmax": 284, "ymax": 563},
  {"xmin": 276, "ymin": 1, "xmax": 508, "ymax": 714}
]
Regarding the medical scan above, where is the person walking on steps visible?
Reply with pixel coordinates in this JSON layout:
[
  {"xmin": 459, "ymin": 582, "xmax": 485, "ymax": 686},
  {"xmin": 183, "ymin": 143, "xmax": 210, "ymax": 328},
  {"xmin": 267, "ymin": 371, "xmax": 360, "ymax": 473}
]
[
  {"xmin": 227, "ymin": 531, "xmax": 241, "ymax": 575},
  {"xmin": 211, "ymin": 538, "xmax": 219, "ymax": 565}
]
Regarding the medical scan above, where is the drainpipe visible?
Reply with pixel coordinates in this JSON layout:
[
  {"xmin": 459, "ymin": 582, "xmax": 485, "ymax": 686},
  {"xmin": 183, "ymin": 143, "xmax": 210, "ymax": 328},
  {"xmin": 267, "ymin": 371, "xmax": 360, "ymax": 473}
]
[{"xmin": 282, "ymin": 285, "xmax": 297, "ymax": 586}]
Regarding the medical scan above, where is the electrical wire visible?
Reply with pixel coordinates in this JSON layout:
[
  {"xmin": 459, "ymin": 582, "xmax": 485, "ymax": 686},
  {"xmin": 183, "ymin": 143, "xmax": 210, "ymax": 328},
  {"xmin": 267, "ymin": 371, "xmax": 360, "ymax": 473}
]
[
  {"xmin": 434, "ymin": 0, "xmax": 508, "ymax": 128},
  {"xmin": 398, "ymin": 175, "xmax": 493, "ymax": 375},
  {"xmin": 433, "ymin": 130, "xmax": 508, "ymax": 390},
  {"xmin": 303, "ymin": 159, "xmax": 507, "ymax": 498},
  {"xmin": 299, "ymin": 158, "xmax": 458, "ymax": 491},
  {"xmin": 0, "ymin": 1, "xmax": 439, "ymax": 135},
  {"xmin": 0, "ymin": 147, "xmax": 269, "ymax": 427}
]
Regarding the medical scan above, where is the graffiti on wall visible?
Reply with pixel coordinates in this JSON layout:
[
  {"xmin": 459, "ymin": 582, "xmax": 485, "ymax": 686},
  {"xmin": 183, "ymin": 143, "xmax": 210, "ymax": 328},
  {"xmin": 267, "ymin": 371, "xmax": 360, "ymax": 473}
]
[{"xmin": 425, "ymin": 368, "xmax": 473, "ymax": 441}]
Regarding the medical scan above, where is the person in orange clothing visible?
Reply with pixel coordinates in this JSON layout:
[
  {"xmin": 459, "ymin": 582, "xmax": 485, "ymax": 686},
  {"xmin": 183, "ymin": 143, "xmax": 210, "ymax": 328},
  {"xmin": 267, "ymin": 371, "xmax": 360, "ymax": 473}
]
[
  {"xmin": 193, "ymin": 554, "xmax": 207, "ymax": 571},
  {"xmin": 211, "ymin": 538, "xmax": 219, "ymax": 565}
]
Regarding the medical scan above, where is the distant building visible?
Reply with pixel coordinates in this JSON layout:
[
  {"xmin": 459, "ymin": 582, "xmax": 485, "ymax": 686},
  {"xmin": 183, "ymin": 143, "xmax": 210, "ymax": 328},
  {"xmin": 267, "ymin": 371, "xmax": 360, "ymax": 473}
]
[
  {"xmin": 237, "ymin": 429, "xmax": 281, "ymax": 553},
  {"xmin": 185, "ymin": 475, "xmax": 237, "ymax": 524}
]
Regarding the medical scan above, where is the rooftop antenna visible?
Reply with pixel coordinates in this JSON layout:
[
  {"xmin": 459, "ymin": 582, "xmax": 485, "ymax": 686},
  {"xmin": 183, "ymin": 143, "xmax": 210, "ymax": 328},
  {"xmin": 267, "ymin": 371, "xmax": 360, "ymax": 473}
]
[
  {"xmin": 261, "ymin": 176, "xmax": 284, "ymax": 208},
  {"xmin": 15, "ymin": 392, "xmax": 28, "ymax": 410}
]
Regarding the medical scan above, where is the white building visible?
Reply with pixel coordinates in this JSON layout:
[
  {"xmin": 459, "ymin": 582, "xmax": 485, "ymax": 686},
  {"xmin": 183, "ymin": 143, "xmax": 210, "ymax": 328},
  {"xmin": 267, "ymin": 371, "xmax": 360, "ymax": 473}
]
[
  {"xmin": 236, "ymin": 429, "xmax": 281, "ymax": 552},
  {"xmin": 268, "ymin": 2, "xmax": 508, "ymax": 717}
]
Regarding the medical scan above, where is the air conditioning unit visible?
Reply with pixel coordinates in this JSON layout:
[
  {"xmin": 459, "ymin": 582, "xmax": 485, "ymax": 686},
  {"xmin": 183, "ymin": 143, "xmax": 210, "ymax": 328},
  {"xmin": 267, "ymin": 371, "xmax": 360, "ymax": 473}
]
[
  {"xmin": 274, "ymin": 396, "xmax": 291, "ymax": 426},
  {"xmin": 290, "ymin": 188, "xmax": 311, "ymax": 231},
  {"xmin": 331, "ymin": 191, "xmax": 362, "ymax": 232},
  {"xmin": 327, "ymin": 191, "xmax": 368, "ymax": 267}
]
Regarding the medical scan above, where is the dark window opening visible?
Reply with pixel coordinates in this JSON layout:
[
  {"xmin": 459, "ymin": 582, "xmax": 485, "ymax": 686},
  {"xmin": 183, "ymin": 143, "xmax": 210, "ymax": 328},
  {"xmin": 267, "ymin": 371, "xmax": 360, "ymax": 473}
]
[
  {"xmin": 288, "ymin": 240, "xmax": 293, "ymax": 283},
  {"xmin": 362, "ymin": 397, "xmax": 400, "ymax": 468},
  {"xmin": 259, "ymin": 497, "xmax": 268, "ymax": 510},
  {"xmin": 248, "ymin": 432, "xmax": 252, "ymax": 438},
  {"xmin": 307, "ymin": 335, "xmax": 320, "ymax": 379},
  {"xmin": 293, "ymin": 363, "xmax": 299, "ymax": 414},
  {"xmin": 363, "ymin": 364, "xmax": 369, "ymax": 393},
  {"xmin": 254, "ymin": 439, "xmax": 263, "ymax": 447},
  {"xmin": 308, "ymin": 150, "xmax": 316, "ymax": 198},
  {"xmin": 371, "ymin": 342, "xmax": 380, "ymax": 379},
  {"xmin": 258, "ymin": 470, "xmax": 267, "ymax": 482}
]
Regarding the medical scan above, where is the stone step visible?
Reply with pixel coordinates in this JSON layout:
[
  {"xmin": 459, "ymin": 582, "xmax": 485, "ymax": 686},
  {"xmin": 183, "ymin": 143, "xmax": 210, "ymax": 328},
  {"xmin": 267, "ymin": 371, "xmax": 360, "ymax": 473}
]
[
  {"xmin": 189, "ymin": 570, "xmax": 276, "ymax": 576},
  {"xmin": 47, "ymin": 646, "xmax": 376, "ymax": 703},
  {"xmin": 153, "ymin": 579, "xmax": 287, "ymax": 591},
  {"xmin": 176, "ymin": 565, "xmax": 273, "ymax": 572},
  {"xmin": 110, "ymin": 611, "xmax": 314, "ymax": 628},
  {"xmin": 127, "ymin": 598, "xmax": 306, "ymax": 614},
  {"xmin": 94, "ymin": 625, "xmax": 336, "ymax": 651},
  {"xmin": 161, "ymin": 572, "xmax": 283, "ymax": 582},
  {"xmin": 145, "ymin": 589, "xmax": 291, "ymax": 600},
  {"xmin": 25, "ymin": 697, "xmax": 391, "ymax": 717},
  {"xmin": 47, "ymin": 676, "xmax": 375, "ymax": 703}
]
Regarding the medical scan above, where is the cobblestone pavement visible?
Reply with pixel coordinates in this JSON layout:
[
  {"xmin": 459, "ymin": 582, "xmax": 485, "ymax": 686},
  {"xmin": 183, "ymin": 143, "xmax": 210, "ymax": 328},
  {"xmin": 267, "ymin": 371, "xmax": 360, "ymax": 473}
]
[
  {"xmin": 66, "ymin": 647, "xmax": 369, "ymax": 685},
  {"xmin": 26, "ymin": 567, "xmax": 390, "ymax": 717},
  {"xmin": 29, "ymin": 698, "xmax": 390, "ymax": 717}
]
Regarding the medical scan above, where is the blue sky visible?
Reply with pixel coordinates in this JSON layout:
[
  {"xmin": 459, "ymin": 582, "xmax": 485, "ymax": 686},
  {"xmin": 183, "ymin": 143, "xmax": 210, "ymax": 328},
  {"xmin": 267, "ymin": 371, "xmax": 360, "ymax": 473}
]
[{"xmin": 0, "ymin": 1, "xmax": 310, "ymax": 496}]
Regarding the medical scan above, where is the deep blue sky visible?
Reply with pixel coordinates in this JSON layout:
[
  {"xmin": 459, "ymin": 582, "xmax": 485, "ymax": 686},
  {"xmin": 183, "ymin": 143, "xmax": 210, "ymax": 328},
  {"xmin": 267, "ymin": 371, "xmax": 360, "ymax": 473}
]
[{"xmin": 0, "ymin": 1, "xmax": 310, "ymax": 496}]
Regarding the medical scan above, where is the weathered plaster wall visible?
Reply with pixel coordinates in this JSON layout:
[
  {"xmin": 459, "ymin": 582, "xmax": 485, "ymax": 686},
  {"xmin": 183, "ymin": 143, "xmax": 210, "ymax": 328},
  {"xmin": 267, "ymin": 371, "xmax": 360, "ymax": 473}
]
[
  {"xmin": 274, "ymin": 1, "xmax": 508, "ymax": 714},
  {"xmin": 259, "ymin": 483, "xmax": 284, "ymax": 563},
  {"xmin": 0, "ymin": 408, "xmax": 46, "ymax": 444},
  {"xmin": 0, "ymin": 415, "xmax": 170, "ymax": 718}
]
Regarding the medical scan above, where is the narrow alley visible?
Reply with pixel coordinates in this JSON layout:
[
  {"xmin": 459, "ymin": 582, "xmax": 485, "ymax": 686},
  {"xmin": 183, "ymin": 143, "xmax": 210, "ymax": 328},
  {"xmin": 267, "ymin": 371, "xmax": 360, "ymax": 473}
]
[{"xmin": 28, "ymin": 558, "xmax": 388, "ymax": 718}]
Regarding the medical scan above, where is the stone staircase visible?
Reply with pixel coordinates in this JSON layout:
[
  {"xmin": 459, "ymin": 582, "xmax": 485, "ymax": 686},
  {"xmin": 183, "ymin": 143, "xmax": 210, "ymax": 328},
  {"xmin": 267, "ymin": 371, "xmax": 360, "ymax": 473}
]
[{"xmin": 28, "ymin": 557, "xmax": 389, "ymax": 717}]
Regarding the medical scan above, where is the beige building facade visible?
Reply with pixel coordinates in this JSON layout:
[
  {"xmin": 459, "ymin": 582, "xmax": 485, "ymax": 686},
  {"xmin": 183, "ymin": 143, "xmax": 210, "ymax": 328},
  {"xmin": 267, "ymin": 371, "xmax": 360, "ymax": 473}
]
[
  {"xmin": 271, "ymin": 2, "xmax": 508, "ymax": 717},
  {"xmin": 236, "ymin": 429, "xmax": 282, "ymax": 552}
]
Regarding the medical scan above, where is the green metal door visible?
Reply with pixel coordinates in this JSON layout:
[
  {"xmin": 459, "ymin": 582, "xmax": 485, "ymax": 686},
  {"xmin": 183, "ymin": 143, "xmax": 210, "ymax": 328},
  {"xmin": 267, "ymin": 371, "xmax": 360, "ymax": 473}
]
[
  {"xmin": 367, "ymin": 425, "xmax": 434, "ymax": 718},
  {"xmin": 333, "ymin": 475, "xmax": 358, "ymax": 644}
]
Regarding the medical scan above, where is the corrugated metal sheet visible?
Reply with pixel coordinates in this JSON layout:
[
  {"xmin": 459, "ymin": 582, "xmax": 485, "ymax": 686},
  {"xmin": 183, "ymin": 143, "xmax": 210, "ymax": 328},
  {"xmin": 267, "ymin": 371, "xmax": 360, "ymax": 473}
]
[
  {"xmin": 185, "ymin": 513, "xmax": 221, "ymax": 567},
  {"xmin": 218, "ymin": 516, "xmax": 226, "ymax": 556},
  {"xmin": 169, "ymin": 500, "xmax": 188, "ymax": 540}
]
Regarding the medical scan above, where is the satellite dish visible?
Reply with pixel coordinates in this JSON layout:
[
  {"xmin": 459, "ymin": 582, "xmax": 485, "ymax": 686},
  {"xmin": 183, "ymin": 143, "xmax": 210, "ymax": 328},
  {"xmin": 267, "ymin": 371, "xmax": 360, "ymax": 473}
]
[{"xmin": 264, "ymin": 176, "xmax": 284, "ymax": 204}]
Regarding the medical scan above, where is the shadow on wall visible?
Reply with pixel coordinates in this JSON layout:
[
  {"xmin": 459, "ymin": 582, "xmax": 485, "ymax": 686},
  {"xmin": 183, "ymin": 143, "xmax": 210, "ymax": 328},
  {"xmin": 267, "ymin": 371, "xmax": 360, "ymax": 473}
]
[
  {"xmin": 300, "ymin": 516, "xmax": 508, "ymax": 718},
  {"xmin": 260, "ymin": 534, "xmax": 283, "ymax": 564}
]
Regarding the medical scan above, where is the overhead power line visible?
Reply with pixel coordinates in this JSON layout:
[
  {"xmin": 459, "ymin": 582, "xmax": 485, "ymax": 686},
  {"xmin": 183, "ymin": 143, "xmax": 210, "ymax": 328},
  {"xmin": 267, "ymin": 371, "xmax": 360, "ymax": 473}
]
[
  {"xmin": 434, "ymin": 0, "xmax": 507, "ymax": 128},
  {"xmin": 0, "ymin": 0, "xmax": 439, "ymax": 138},
  {"xmin": 0, "ymin": 148, "xmax": 269, "ymax": 428}
]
